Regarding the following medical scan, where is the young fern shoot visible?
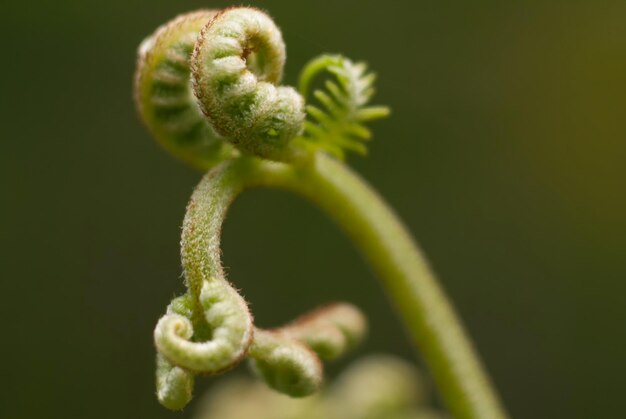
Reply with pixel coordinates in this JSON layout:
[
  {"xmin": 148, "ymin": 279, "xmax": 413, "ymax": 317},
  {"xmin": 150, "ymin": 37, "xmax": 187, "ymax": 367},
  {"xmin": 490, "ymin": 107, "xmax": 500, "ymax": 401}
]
[
  {"xmin": 297, "ymin": 54, "xmax": 390, "ymax": 158},
  {"xmin": 135, "ymin": 6, "xmax": 507, "ymax": 419}
]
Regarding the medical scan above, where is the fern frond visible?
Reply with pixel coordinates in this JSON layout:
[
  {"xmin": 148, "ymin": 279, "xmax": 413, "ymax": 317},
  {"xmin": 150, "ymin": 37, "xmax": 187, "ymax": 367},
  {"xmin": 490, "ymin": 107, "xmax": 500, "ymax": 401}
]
[{"xmin": 297, "ymin": 55, "xmax": 390, "ymax": 159}]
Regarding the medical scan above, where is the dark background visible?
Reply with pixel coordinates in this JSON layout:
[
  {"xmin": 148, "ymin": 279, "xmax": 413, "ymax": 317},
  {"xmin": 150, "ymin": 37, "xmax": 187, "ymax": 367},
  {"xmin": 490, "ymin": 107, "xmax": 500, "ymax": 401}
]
[{"xmin": 2, "ymin": 0, "xmax": 625, "ymax": 418}]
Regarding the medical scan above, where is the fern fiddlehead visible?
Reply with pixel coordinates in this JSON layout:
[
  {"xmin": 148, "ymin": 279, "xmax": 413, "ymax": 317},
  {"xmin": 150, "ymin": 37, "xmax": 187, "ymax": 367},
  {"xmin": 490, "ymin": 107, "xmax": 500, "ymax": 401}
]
[
  {"xmin": 135, "ymin": 10, "xmax": 236, "ymax": 170},
  {"xmin": 135, "ymin": 6, "xmax": 507, "ymax": 418},
  {"xmin": 192, "ymin": 7, "xmax": 305, "ymax": 161}
]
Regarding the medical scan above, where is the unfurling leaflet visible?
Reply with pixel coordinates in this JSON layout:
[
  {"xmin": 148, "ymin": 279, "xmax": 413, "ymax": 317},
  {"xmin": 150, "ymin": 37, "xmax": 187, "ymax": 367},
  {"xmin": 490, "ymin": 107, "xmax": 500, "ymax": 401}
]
[{"xmin": 297, "ymin": 55, "xmax": 390, "ymax": 159}]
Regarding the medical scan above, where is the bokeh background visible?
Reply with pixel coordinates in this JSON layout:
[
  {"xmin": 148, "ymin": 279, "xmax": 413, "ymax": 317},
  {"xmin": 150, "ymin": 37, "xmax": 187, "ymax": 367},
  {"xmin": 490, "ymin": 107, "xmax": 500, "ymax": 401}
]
[{"xmin": 2, "ymin": 0, "xmax": 625, "ymax": 418}]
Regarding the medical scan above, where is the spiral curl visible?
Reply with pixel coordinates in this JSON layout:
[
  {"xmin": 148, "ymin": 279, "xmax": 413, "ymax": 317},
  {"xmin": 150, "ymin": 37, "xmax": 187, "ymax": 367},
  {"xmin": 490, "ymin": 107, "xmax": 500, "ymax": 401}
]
[
  {"xmin": 191, "ymin": 8, "xmax": 305, "ymax": 160},
  {"xmin": 154, "ymin": 282, "xmax": 253, "ymax": 374}
]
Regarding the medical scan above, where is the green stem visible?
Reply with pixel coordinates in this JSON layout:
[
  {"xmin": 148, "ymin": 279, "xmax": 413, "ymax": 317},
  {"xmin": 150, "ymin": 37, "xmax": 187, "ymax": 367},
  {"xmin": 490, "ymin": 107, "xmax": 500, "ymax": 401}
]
[{"xmin": 202, "ymin": 152, "xmax": 507, "ymax": 419}]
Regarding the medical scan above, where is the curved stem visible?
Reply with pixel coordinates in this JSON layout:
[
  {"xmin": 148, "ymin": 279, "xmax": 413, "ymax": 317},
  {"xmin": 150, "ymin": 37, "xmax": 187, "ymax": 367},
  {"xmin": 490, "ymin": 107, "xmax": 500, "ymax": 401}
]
[{"xmin": 196, "ymin": 153, "xmax": 507, "ymax": 419}]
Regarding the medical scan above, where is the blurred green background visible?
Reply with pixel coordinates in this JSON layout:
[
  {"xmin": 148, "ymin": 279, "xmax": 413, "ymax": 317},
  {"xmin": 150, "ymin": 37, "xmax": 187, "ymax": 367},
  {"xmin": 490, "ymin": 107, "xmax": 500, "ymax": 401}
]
[{"xmin": 2, "ymin": 0, "xmax": 625, "ymax": 418}]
